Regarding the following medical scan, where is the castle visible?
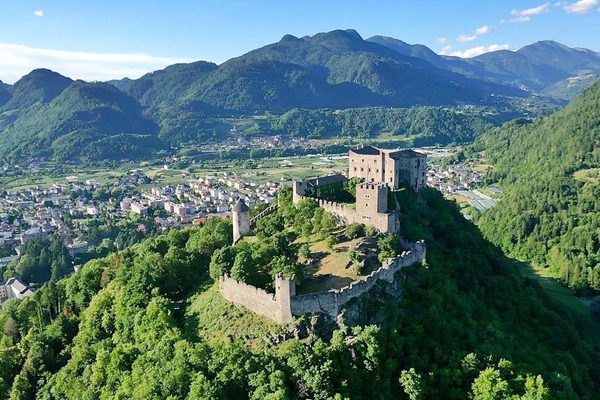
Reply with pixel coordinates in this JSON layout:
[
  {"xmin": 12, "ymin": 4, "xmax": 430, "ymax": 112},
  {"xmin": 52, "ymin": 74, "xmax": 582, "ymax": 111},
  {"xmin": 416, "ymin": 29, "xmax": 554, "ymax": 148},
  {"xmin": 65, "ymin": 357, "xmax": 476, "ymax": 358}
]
[
  {"xmin": 223, "ymin": 145, "xmax": 428, "ymax": 323},
  {"xmin": 292, "ymin": 145, "xmax": 427, "ymax": 234}
]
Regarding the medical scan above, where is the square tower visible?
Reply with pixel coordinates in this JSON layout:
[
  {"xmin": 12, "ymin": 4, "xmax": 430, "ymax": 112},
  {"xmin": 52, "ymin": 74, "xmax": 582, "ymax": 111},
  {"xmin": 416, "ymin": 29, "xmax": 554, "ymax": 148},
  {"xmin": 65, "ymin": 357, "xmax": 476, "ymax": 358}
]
[{"xmin": 356, "ymin": 182, "xmax": 388, "ymax": 216}]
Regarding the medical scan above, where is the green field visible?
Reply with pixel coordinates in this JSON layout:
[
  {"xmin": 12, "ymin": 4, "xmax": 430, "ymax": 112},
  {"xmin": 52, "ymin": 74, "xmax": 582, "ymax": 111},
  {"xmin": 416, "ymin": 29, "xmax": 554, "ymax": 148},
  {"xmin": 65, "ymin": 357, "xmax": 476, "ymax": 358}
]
[
  {"xmin": 190, "ymin": 154, "xmax": 348, "ymax": 184},
  {"xmin": 0, "ymin": 153, "xmax": 349, "ymax": 192}
]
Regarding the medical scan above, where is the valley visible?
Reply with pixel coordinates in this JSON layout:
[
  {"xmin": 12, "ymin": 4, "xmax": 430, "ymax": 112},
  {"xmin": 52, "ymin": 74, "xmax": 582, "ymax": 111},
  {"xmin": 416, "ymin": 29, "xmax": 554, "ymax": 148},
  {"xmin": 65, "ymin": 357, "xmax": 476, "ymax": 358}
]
[{"xmin": 1, "ymin": 19, "xmax": 600, "ymax": 400}]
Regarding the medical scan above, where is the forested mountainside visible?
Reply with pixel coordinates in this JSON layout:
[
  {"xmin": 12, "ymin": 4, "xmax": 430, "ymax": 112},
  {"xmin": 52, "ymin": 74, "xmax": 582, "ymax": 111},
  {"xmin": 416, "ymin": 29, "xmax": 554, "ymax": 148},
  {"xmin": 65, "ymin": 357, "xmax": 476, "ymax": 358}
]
[
  {"xmin": 0, "ymin": 81, "xmax": 12, "ymax": 108},
  {"xmin": 0, "ymin": 70, "xmax": 160, "ymax": 161},
  {"xmin": 0, "ymin": 188, "xmax": 598, "ymax": 399},
  {"xmin": 123, "ymin": 29, "xmax": 523, "ymax": 113},
  {"xmin": 475, "ymin": 80, "xmax": 600, "ymax": 293},
  {"xmin": 370, "ymin": 36, "xmax": 600, "ymax": 98}
]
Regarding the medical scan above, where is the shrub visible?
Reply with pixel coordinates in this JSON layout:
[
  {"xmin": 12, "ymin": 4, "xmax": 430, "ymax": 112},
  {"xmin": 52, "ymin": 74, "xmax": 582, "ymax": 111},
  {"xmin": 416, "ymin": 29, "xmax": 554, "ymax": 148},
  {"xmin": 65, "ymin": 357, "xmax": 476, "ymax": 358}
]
[
  {"xmin": 365, "ymin": 225, "xmax": 378, "ymax": 237},
  {"xmin": 325, "ymin": 235, "xmax": 338, "ymax": 252},
  {"xmin": 345, "ymin": 223, "xmax": 364, "ymax": 239}
]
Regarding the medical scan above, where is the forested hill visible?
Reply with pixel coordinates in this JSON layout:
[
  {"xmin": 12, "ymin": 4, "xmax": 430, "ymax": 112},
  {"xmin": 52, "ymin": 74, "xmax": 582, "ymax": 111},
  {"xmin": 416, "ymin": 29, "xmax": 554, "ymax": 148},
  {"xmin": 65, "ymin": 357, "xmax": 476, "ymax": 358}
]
[
  {"xmin": 0, "ymin": 188, "xmax": 599, "ymax": 399},
  {"xmin": 2, "ymin": 29, "xmax": 598, "ymax": 161},
  {"xmin": 0, "ymin": 70, "xmax": 161, "ymax": 161},
  {"xmin": 475, "ymin": 80, "xmax": 600, "ymax": 292},
  {"xmin": 0, "ymin": 81, "xmax": 11, "ymax": 108},
  {"xmin": 121, "ymin": 29, "xmax": 524, "ymax": 114}
]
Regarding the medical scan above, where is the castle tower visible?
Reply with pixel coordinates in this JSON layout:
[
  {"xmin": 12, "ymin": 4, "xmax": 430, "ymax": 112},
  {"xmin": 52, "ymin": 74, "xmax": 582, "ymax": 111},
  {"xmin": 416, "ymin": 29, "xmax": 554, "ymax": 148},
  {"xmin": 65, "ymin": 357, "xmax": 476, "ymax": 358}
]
[
  {"xmin": 232, "ymin": 199, "xmax": 250, "ymax": 244},
  {"xmin": 292, "ymin": 180, "xmax": 306, "ymax": 204},
  {"xmin": 356, "ymin": 182, "xmax": 388, "ymax": 215},
  {"xmin": 275, "ymin": 273, "xmax": 295, "ymax": 323},
  {"xmin": 355, "ymin": 182, "xmax": 399, "ymax": 233}
]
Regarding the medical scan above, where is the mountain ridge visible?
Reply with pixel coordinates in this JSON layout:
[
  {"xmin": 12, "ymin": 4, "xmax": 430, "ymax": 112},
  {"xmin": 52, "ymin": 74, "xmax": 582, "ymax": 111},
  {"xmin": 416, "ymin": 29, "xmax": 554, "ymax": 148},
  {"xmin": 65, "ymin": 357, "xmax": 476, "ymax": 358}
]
[{"xmin": 0, "ymin": 30, "xmax": 598, "ymax": 160}]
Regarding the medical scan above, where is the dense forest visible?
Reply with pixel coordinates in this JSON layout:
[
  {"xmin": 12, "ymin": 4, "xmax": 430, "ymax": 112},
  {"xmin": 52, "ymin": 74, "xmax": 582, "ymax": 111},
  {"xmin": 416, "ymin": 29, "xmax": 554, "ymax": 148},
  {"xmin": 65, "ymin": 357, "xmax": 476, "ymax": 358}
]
[
  {"xmin": 475, "ymin": 80, "xmax": 600, "ymax": 293},
  {"xmin": 269, "ymin": 107, "xmax": 501, "ymax": 143},
  {"xmin": 1, "ymin": 187, "xmax": 598, "ymax": 399}
]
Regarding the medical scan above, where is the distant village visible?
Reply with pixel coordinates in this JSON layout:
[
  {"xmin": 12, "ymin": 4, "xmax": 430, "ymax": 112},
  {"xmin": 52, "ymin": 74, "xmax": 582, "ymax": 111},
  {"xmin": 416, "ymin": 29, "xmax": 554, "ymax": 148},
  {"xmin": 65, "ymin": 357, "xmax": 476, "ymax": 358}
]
[
  {"xmin": 0, "ymin": 167, "xmax": 281, "ymax": 304},
  {"xmin": 426, "ymin": 156, "xmax": 501, "ymax": 213}
]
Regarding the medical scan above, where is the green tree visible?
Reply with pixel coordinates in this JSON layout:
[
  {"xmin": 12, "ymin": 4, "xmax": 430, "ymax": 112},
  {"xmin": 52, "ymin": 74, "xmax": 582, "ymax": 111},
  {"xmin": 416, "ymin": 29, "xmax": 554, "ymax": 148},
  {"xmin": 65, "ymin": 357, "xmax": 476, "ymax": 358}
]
[
  {"xmin": 377, "ymin": 234, "xmax": 400, "ymax": 262},
  {"xmin": 325, "ymin": 235, "xmax": 338, "ymax": 252},
  {"xmin": 399, "ymin": 368, "xmax": 423, "ymax": 400},
  {"xmin": 471, "ymin": 368, "xmax": 509, "ymax": 400},
  {"xmin": 231, "ymin": 250, "xmax": 256, "ymax": 283}
]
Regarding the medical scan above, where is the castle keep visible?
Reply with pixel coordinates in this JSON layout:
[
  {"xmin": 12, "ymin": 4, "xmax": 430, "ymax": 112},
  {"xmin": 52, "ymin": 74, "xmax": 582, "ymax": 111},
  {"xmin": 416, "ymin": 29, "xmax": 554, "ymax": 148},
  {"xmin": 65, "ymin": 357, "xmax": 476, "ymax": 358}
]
[{"xmin": 348, "ymin": 145, "xmax": 427, "ymax": 191}]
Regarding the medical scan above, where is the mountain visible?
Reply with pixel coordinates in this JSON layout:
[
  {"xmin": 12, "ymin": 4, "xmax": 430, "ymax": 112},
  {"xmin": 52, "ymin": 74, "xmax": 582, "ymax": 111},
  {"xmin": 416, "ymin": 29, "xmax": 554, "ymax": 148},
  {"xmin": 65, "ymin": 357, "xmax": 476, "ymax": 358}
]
[
  {"xmin": 542, "ymin": 71, "xmax": 600, "ymax": 100},
  {"xmin": 124, "ymin": 29, "xmax": 524, "ymax": 115},
  {"xmin": 371, "ymin": 36, "xmax": 600, "ymax": 98},
  {"xmin": 122, "ymin": 61, "xmax": 218, "ymax": 107},
  {"xmin": 3, "ymin": 30, "xmax": 596, "ymax": 161},
  {"xmin": 516, "ymin": 40, "xmax": 600, "ymax": 73},
  {"xmin": 0, "ymin": 81, "xmax": 11, "ymax": 108},
  {"xmin": 1, "ymin": 68, "xmax": 72, "ymax": 111},
  {"xmin": 106, "ymin": 77, "xmax": 133, "ymax": 90},
  {"xmin": 366, "ymin": 35, "xmax": 450, "ymax": 69},
  {"xmin": 475, "ymin": 80, "xmax": 600, "ymax": 292},
  {"xmin": 0, "ymin": 73, "xmax": 160, "ymax": 160}
]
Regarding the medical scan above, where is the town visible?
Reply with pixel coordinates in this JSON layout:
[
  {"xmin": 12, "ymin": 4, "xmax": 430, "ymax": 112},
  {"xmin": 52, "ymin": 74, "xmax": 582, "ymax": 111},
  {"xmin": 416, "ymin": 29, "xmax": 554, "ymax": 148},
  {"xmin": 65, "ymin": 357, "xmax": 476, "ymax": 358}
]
[{"xmin": 0, "ymin": 144, "xmax": 499, "ymax": 305}]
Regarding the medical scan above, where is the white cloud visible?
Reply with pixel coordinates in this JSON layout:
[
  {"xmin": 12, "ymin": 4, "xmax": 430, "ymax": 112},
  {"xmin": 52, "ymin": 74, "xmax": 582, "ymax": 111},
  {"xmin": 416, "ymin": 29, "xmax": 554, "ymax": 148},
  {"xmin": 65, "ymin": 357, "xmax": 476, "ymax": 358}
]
[
  {"xmin": 33, "ymin": 10, "xmax": 43, "ymax": 17},
  {"xmin": 437, "ymin": 37, "xmax": 447, "ymax": 43},
  {"xmin": 457, "ymin": 34, "xmax": 477, "ymax": 42},
  {"xmin": 475, "ymin": 25, "xmax": 494, "ymax": 35},
  {"xmin": 507, "ymin": 2, "xmax": 550, "ymax": 21},
  {"xmin": 0, "ymin": 42, "xmax": 194, "ymax": 83},
  {"xmin": 563, "ymin": 0, "xmax": 599, "ymax": 13},
  {"xmin": 449, "ymin": 44, "xmax": 511, "ymax": 58},
  {"xmin": 511, "ymin": 2, "xmax": 551, "ymax": 16},
  {"xmin": 508, "ymin": 15, "xmax": 532, "ymax": 22},
  {"xmin": 439, "ymin": 45, "xmax": 452, "ymax": 55}
]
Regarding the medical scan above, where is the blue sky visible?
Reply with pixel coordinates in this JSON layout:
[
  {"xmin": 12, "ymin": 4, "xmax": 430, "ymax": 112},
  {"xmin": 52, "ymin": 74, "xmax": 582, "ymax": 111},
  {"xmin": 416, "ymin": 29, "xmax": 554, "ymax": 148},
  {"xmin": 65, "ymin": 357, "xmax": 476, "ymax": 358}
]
[{"xmin": 0, "ymin": 0, "xmax": 598, "ymax": 83}]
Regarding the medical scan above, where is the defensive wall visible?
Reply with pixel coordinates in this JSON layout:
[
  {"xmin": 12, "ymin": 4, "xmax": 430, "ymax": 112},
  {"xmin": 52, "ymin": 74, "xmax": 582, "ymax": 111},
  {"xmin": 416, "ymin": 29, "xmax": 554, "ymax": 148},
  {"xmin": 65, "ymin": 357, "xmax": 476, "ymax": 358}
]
[
  {"xmin": 249, "ymin": 204, "xmax": 278, "ymax": 228},
  {"xmin": 293, "ymin": 179, "xmax": 399, "ymax": 234},
  {"xmin": 219, "ymin": 273, "xmax": 294, "ymax": 323},
  {"xmin": 219, "ymin": 240, "xmax": 426, "ymax": 324}
]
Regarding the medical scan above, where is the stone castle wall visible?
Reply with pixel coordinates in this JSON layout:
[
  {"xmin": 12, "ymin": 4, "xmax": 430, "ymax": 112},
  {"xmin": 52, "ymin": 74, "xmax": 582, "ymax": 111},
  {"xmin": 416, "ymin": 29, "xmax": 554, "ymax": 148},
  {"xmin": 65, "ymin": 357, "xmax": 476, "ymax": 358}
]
[
  {"xmin": 314, "ymin": 197, "xmax": 357, "ymax": 225},
  {"xmin": 219, "ymin": 240, "xmax": 426, "ymax": 323},
  {"xmin": 219, "ymin": 274, "xmax": 284, "ymax": 322},
  {"xmin": 249, "ymin": 204, "xmax": 278, "ymax": 227},
  {"xmin": 291, "ymin": 240, "xmax": 425, "ymax": 318}
]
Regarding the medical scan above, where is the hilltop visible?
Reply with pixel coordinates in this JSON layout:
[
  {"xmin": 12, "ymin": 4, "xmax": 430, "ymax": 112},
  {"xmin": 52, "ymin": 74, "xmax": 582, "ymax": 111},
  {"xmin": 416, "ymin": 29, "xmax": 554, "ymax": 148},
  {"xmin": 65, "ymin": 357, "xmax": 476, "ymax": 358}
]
[
  {"xmin": 0, "ymin": 185, "xmax": 598, "ymax": 398},
  {"xmin": 0, "ymin": 71, "xmax": 160, "ymax": 161}
]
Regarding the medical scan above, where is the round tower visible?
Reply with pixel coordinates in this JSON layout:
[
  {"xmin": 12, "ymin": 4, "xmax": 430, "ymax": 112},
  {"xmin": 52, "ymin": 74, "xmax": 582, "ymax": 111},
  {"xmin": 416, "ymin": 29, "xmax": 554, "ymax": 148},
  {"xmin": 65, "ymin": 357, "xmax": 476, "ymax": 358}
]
[{"xmin": 232, "ymin": 199, "xmax": 250, "ymax": 244}]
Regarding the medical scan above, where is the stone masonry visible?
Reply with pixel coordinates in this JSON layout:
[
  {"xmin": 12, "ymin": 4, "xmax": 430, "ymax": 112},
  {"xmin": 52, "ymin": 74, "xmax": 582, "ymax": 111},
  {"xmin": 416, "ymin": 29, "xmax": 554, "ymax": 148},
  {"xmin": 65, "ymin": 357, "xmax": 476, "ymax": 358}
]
[
  {"xmin": 348, "ymin": 145, "xmax": 427, "ymax": 191},
  {"xmin": 293, "ymin": 180, "xmax": 399, "ymax": 234},
  {"xmin": 219, "ymin": 241, "xmax": 425, "ymax": 323}
]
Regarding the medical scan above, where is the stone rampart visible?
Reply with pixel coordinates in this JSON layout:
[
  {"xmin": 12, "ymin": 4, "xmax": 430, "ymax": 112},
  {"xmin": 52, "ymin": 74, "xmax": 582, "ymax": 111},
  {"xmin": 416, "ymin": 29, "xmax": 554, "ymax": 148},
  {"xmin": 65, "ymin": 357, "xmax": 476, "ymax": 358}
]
[
  {"xmin": 249, "ymin": 204, "xmax": 278, "ymax": 227},
  {"xmin": 219, "ymin": 275, "xmax": 281, "ymax": 321},
  {"xmin": 219, "ymin": 272, "xmax": 294, "ymax": 323},
  {"xmin": 219, "ymin": 240, "xmax": 426, "ymax": 323},
  {"xmin": 291, "ymin": 240, "xmax": 425, "ymax": 318},
  {"xmin": 295, "ymin": 194, "xmax": 358, "ymax": 225}
]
